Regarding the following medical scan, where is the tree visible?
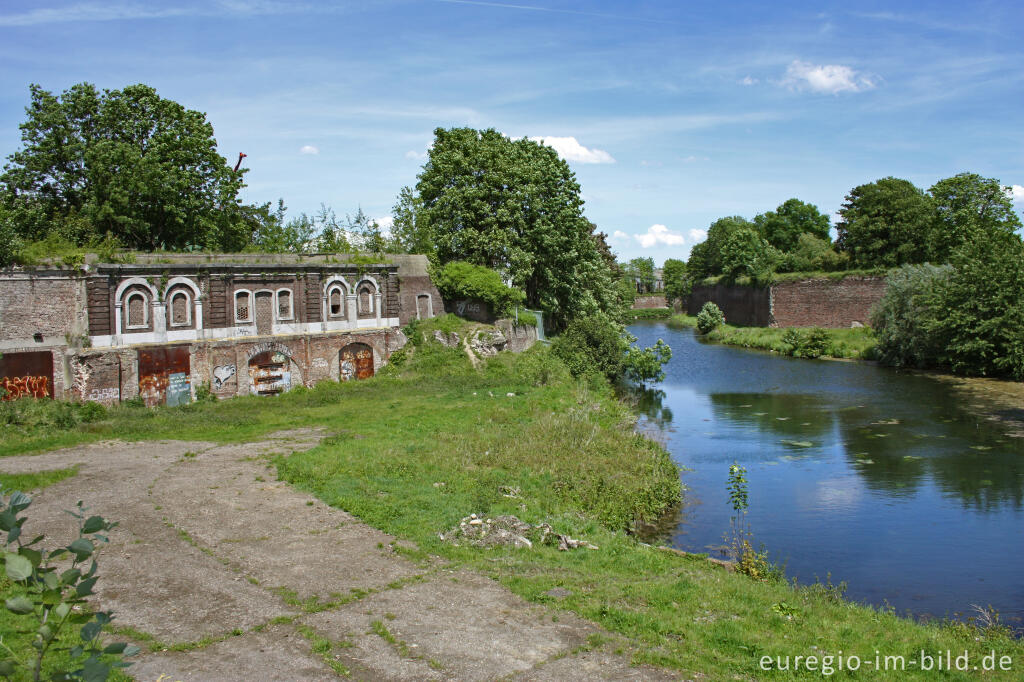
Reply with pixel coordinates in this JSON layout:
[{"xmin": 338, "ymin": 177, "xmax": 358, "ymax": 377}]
[
  {"xmin": 414, "ymin": 127, "xmax": 621, "ymax": 330},
  {"xmin": 389, "ymin": 186, "xmax": 433, "ymax": 256},
  {"xmin": 835, "ymin": 177, "xmax": 935, "ymax": 268},
  {"xmin": 662, "ymin": 258, "xmax": 688, "ymax": 304},
  {"xmin": 720, "ymin": 227, "xmax": 776, "ymax": 280},
  {"xmin": 1, "ymin": 82, "xmax": 266, "ymax": 252},
  {"xmin": 625, "ymin": 339, "xmax": 672, "ymax": 385},
  {"xmin": 686, "ymin": 216, "xmax": 756, "ymax": 279},
  {"xmin": 624, "ymin": 257, "xmax": 655, "ymax": 293},
  {"xmin": 928, "ymin": 173, "xmax": 1022, "ymax": 263},
  {"xmin": 869, "ymin": 263, "xmax": 951, "ymax": 369},
  {"xmin": 753, "ymin": 198, "xmax": 831, "ymax": 252}
]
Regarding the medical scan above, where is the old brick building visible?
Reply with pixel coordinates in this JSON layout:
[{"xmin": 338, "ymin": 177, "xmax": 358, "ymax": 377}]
[{"xmin": 0, "ymin": 254, "xmax": 442, "ymax": 406}]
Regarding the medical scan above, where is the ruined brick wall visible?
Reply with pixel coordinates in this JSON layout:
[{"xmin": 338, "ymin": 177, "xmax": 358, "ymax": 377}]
[
  {"xmin": 397, "ymin": 276, "xmax": 443, "ymax": 325},
  {"xmin": 688, "ymin": 282, "xmax": 772, "ymax": 326},
  {"xmin": 495, "ymin": 320, "xmax": 537, "ymax": 353},
  {"xmin": 770, "ymin": 277, "xmax": 886, "ymax": 328},
  {"xmin": 632, "ymin": 295, "xmax": 668, "ymax": 309},
  {"xmin": 0, "ymin": 273, "xmax": 88, "ymax": 342}
]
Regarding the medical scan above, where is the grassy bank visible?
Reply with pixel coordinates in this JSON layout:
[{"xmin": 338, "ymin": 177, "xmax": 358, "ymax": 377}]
[
  {"xmin": 668, "ymin": 314, "xmax": 878, "ymax": 360},
  {"xmin": 2, "ymin": 318, "xmax": 1020, "ymax": 679},
  {"xmin": 627, "ymin": 307, "xmax": 673, "ymax": 320}
]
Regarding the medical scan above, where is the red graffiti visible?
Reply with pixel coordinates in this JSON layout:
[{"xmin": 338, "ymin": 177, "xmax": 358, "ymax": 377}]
[{"xmin": 1, "ymin": 375, "xmax": 50, "ymax": 401}]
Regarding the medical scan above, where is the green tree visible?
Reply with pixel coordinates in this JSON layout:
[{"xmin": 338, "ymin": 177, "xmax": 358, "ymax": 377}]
[
  {"xmin": 927, "ymin": 173, "xmax": 1022, "ymax": 263},
  {"xmin": 686, "ymin": 216, "xmax": 756, "ymax": 279},
  {"xmin": 753, "ymin": 198, "xmax": 831, "ymax": 252},
  {"xmin": 624, "ymin": 257, "xmax": 656, "ymax": 293},
  {"xmin": 1, "ymin": 82, "xmax": 266, "ymax": 252},
  {"xmin": 0, "ymin": 202, "xmax": 21, "ymax": 267},
  {"xmin": 662, "ymin": 258, "xmax": 688, "ymax": 304},
  {"xmin": 625, "ymin": 339, "xmax": 672, "ymax": 385},
  {"xmin": 414, "ymin": 127, "xmax": 621, "ymax": 330},
  {"xmin": 389, "ymin": 186, "xmax": 433, "ymax": 256},
  {"xmin": 720, "ymin": 227, "xmax": 775, "ymax": 280},
  {"xmin": 835, "ymin": 177, "xmax": 935, "ymax": 268},
  {"xmin": 870, "ymin": 263, "xmax": 951, "ymax": 369}
]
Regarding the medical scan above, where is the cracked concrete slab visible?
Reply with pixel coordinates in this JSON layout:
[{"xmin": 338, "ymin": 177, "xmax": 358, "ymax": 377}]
[{"xmin": 304, "ymin": 570, "xmax": 596, "ymax": 681}]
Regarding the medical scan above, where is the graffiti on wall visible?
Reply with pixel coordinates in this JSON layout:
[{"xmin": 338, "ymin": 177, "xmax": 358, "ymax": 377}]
[
  {"xmin": 340, "ymin": 343, "xmax": 374, "ymax": 381},
  {"xmin": 0, "ymin": 351, "xmax": 54, "ymax": 400},
  {"xmin": 213, "ymin": 364, "xmax": 236, "ymax": 390},
  {"xmin": 1, "ymin": 376, "xmax": 50, "ymax": 400},
  {"xmin": 249, "ymin": 351, "xmax": 291, "ymax": 396},
  {"xmin": 86, "ymin": 387, "xmax": 120, "ymax": 403},
  {"xmin": 138, "ymin": 346, "xmax": 191, "ymax": 407}
]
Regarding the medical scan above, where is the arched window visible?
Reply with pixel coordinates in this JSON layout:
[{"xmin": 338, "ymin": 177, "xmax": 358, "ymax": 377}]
[
  {"xmin": 169, "ymin": 290, "xmax": 191, "ymax": 327},
  {"xmin": 328, "ymin": 285, "xmax": 345, "ymax": 318},
  {"xmin": 357, "ymin": 284, "xmax": 375, "ymax": 316},
  {"xmin": 235, "ymin": 290, "xmax": 252, "ymax": 323},
  {"xmin": 276, "ymin": 289, "xmax": 293, "ymax": 320},
  {"xmin": 126, "ymin": 292, "xmax": 148, "ymax": 330}
]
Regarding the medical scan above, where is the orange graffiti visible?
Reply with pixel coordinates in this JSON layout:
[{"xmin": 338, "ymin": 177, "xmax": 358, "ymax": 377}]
[{"xmin": 1, "ymin": 375, "xmax": 50, "ymax": 401}]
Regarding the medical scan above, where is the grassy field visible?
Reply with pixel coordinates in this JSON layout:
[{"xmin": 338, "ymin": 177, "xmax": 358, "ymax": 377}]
[
  {"xmin": 1, "ymin": 317, "xmax": 1020, "ymax": 679},
  {"xmin": 669, "ymin": 314, "xmax": 878, "ymax": 360}
]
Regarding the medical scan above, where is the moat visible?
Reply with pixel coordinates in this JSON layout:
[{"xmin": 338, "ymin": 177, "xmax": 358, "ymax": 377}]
[{"xmin": 628, "ymin": 321, "xmax": 1024, "ymax": 628}]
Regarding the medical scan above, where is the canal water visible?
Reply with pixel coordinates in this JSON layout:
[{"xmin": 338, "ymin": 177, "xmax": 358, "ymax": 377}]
[{"xmin": 627, "ymin": 320, "xmax": 1024, "ymax": 628}]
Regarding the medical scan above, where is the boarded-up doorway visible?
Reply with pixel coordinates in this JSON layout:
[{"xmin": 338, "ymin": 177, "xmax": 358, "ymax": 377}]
[
  {"xmin": 255, "ymin": 291, "xmax": 274, "ymax": 335},
  {"xmin": 340, "ymin": 343, "xmax": 374, "ymax": 381},
  {"xmin": 138, "ymin": 346, "xmax": 191, "ymax": 407},
  {"xmin": 249, "ymin": 350, "xmax": 291, "ymax": 395},
  {"xmin": 0, "ymin": 351, "xmax": 53, "ymax": 400},
  {"xmin": 416, "ymin": 294, "xmax": 432, "ymax": 319}
]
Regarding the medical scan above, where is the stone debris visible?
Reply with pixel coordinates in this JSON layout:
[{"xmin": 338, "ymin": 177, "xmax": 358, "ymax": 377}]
[
  {"xmin": 439, "ymin": 514, "xmax": 598, "ymax": 551},
  {"xmin": 433, "ymin": 330, "xmax": 461, "ymax": 348},
  {"xmin": 468, "ymin": 328, "xmax": 507, "ymax": 357}
]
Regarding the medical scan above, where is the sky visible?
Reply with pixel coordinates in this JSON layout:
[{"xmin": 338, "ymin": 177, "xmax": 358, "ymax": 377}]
[{"xmin": 1, "ymin": 0, "xmax": 1022, "ymax": 264}]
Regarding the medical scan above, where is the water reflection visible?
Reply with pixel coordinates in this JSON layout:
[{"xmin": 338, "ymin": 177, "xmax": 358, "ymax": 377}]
[{"xmin": 627, "ymin": 321, "xmax": 1024, "ymax": 626}]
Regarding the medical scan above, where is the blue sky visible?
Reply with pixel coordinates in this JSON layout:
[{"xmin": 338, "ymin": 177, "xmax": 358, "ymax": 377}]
[{"xmin": 1, "ymin": 1, "xmax": 1021, "ymax": 264}]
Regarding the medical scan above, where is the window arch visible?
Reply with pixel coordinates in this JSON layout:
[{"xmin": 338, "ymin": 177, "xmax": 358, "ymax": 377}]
[
  {"xmin": 235, "ymin": 290, "xmax": 253, "ymax": 323},
  {"xmin": 168, "ymin": 289, "xmax": 192, "ymax": 327},
  {"xmin": 327, "ymin": 284, "xmax": 346, "ymax": 318},
  {"xmin": 276, "ymin": 288, "xmax": 293, "ymax": 321},
  {"xmin": 357, "ymin": 282, "xmax": 376, "ymax": 317},
  {"xmin": 125, "ymin": 292, "xmax": 149, "ymax": 330}
]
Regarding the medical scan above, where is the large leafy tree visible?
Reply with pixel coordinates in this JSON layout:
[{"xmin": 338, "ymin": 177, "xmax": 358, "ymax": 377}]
[
  {"xmin": 414, "ymin": 127, "xmax": 621, "ymax": 330},
  {"xmin": 835, "ymin": 177, "xmax": 935, "ymax": 268},
  {"xmin": 685, "ymin": 216, "xmax": 756, "ymax": 280},
  {"xmin": 662, "ymin": 258, "xmax": 688, "ymax": 304},
  {"xmin": 928, "ymin": 173, "xmax": 1022, "ymax": 263},
  {"xmin": 753, "ymin": 198, "xmax": 831, "ymax": 252},
  {"xmin": 1, "ymin": 82, "xmax": 266, "ymax": 251}
]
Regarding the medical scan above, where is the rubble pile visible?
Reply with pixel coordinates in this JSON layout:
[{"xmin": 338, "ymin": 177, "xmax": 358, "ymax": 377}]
[{"xmin": 439, "ymin": 514, "xmax": 598, "ymax": 551}]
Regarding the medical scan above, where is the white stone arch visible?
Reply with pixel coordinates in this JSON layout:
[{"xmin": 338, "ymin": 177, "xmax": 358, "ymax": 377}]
[
  {"xmin": 124, "ymin": 291, "xmax": 149, "ymax": 329},
  {"xmin": 162, "ymin": 276, "xmax": 201, "ymax": 302},
  {"xmin": 115, "ymin": 276, "xmax": 158, "ymax": 301},
  {"xmin": 323, "ymin": 276, "xmax": 351, "ymax": 319}
]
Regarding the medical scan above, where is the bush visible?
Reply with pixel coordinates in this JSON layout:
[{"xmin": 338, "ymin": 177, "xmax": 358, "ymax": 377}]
[
  {"xmin": 696, "ymin": 302, "xmax": 725, "ymax": 334},
  {"xmin": 551, "ymin": 313, "xmax": 630, "ymax": 380},
  {"xmin": 514, "ymin": 346, "xmax": 571, "ymax": 386},
  {"xmin": 870, "ymin": 263, "xmax": 950, "ymax": 369},
  {"xmin": 624, "ymin": 339, "xmax": 672, "ymax": 384},
  {"xmin": 431, "ymin": 261, "xmax": 525, "ymax": 317},
  {"xmin": 782, "ymin": 327, "xmax": 831, "ymax": 359}
]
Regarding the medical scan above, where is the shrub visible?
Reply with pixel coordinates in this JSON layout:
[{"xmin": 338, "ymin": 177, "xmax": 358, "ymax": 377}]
[
  {"xmin": 782, "ymin": 327, "xmax": 831, "ymax": 359},
  {"xmin": 514, "ymin": 346, "xmax": 570, "ymax": 386},
  {"xmin": 431, "ymin": 261, "xmax": 525, "ymax": 318},
  {"xmin": 624, "ymin": 339, "xmax": 672, "ymax": 385},
  {"xmin": 551, "ymin": 313, "xmax": 630, "ymax": 380},
  {"xmin": 696, "ymin": 302, "xmax": 725, "ymax": 334},
  {"xmin": 869, "ymin": 263, "xmax": 950, "ymax": 369}
]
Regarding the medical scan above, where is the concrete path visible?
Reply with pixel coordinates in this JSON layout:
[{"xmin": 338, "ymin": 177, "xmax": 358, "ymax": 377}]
[{"xmin": 0, "ymin": 431, "xmax": 682, "ymax": 681}]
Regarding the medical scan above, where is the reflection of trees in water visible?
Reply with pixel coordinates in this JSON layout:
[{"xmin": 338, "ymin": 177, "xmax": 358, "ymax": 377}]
[
  {"xmin": 834, "ymin": 406, "xmax": 1024, "ymax": 511},
  {"xmin": 619, "ymin": 383, "xmax": 673, "ymax": 429},
  {"xmin": 708, "ymin": 393, "xmax": 834, "ymax": 438}
]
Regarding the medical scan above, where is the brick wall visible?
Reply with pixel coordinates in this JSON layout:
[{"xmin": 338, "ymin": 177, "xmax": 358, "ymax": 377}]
[
  {"xmin": 687, "ymin": 276, "xmax": 887, "ymax": 328},
  {"xmin": 0, "ymin": 274, "xmax": 88, "ymax": 342},
  {"xmin": 770, "ymin": 277, "xmax": 886, "ymax": 328},
  {"xmin": 632, "ymin": 295, "xmax": 668, "ymax": 309},
  {"xmin": 397, "ymin": 275, "xmax": 443, "ymax": 325},
  {"xmin": 688, "ymin": 282, "xmax": 772, "ymax": 326}
]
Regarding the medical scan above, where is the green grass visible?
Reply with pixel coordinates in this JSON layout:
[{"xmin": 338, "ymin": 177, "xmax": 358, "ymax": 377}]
[
  {"xmin": 1, "ymin": 327, "xmax": 1020, "ymax": 680},
  {"xmin": 668, "ymin": 315, "xmax": 878, "ymax": 360},
  {"xmin": 0, "ymin": 466, "xmax": 78, "ymax": 492},
  {"xmin": 697, "ymin": 268, "xmax": 889, "ymax": 288},
  {"xmin": 626, "ymin": 308, "xmax": 673, "ymax": 320}
]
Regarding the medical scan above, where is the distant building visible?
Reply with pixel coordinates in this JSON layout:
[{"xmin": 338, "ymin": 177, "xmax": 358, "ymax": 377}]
[{"xmin": 0, "ymin": 253, "xmax": 442, "ymax": 405}]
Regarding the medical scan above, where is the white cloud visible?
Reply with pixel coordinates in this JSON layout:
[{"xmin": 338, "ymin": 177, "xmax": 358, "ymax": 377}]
[
  {"xmin": 688, "ymin": 229, "xmax": 707, "ymax": 243},
  {"xmin": 299, "ymin": 145, "xmax": 319, "ymax": 155},
  {"xmin": 374, "ymin": 215, "xmax": 394, "ymax": 237},
  {"xmin": 740, "ymin": 76, "xmax": 758, "ymax": 86},
  {"xmin": 527, "ymin": 136, "xmax": 615, "ymax": 164},
  {"xmin": 611, "ymin": 230, "xmax": 629, "ymax": 240},
  {"xmin": 1008, "ymin": 185, "xmax": 1024, "ymax": 202},
  {"xmin": 681, "ymin": 155, "xmax": 710, "ymax": 163},
  {"xmin": 404, "ymin": 150, "xmax": 428, "ymax": 161},
  {"xmin": 783, "ymin": 60, "xmax": 876, "ymax": 94},
  {"xmin": 635, "ymin": 224, "xmax": 685, "ymax": 249}
]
